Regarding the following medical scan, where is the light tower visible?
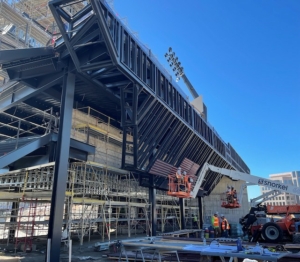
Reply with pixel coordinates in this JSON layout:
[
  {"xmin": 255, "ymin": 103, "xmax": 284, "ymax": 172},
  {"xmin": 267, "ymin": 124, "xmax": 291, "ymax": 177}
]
[
  {"xmin": 165, "ymin": 47, "xmax": 199, "ymax": 99},
  {"xmin": 165, "ymin": 47, "xmax": 207, "ymax": 120}
]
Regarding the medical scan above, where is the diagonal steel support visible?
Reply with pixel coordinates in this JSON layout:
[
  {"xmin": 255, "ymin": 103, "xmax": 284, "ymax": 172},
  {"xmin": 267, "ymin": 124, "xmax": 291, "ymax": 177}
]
[
  {"xmin": 0, "ymin": 73, "xmax": 64, "ymax": 113},
  {"xmin": 91, "ymin": 0, "xmax": 119, "ymax": 62},
  {"xmin": 46, "ymin": 71, "xmax": 75, "ymax": 262},
  {"xmin": 49, "ymin": 1, "xmax": 81, "ymax": 71},
  {"xmin": 0, "ymin": 133, "xmax": 52, "ymax": 169}
]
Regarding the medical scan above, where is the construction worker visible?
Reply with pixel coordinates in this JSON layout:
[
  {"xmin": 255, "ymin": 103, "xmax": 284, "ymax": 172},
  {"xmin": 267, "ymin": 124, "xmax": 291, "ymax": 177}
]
[
  {"xmin": 192, "ymin": 214, "xmax": 198, "ymax": 228},
  {"xmin": 288, "ymin": 213, "xmax": 295, "ymax": 220},
  {"xmin": 226, "ymin": 186, "xmax": 233, "ymax": 203},
  {"xmin": 175, "ymin": 167, "xmax": 182, "ymax": 192},
  {"xmin": 232, "ymin": 189, "xmax": 237, "ymax": 204},
  {"xmin": 211, "ymin": 212, "xmax": 220, "ymax": 237},
  {"xmin": 221, "ymin": 214, "xmax": 230, "ymax": 238},
  {"xmin": 287, "ymin": 213, "xmax": 300, "ymax": 233},
  {"xmin": 176, "ymin": 167, "xmax": 182, "ymax": 181}
]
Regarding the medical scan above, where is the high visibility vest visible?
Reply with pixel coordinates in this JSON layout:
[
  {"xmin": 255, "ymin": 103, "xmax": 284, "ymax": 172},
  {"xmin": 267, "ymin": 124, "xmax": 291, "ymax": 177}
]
[
  {"xmin": 211, "ymin": 216, "xmax": 219, "ymax": 228},
  {"xmin": 193, "ymin": 216, "xmax": 198, "ymax": 222},
  {"xmin": 221, "ymin": 218, "xmax": 230, "ymax": 230}
]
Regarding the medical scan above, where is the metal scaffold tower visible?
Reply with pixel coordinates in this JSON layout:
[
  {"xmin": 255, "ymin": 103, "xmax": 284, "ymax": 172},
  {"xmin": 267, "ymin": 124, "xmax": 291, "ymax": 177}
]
[{"xmin": 0, "ymin": 160, "xmax": 184, "ymax": 246}]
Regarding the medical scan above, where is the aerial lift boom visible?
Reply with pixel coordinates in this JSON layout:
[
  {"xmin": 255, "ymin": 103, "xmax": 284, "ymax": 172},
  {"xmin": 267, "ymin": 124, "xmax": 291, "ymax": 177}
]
[
  {"xmin": 204, "ymin": 163, "xmax": 300, "ymax": 197},
  {"xmin": 198, "ymin": 163, "xmax": 300, "ymax": 243}
]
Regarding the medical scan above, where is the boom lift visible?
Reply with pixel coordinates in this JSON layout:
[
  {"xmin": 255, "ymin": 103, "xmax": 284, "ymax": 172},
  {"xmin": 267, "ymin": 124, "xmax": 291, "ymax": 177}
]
[
  {"xmin": 201, "ymin": 163, "xmax": 300, "ymax": 243},
  {"xmin": 167, "ymin": 166, "xmax": 206, "ymax": 198}
]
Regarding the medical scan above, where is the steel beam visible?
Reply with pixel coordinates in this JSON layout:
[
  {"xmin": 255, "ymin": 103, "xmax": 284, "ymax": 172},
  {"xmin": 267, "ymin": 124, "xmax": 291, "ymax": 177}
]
[
  {"xmin": 149, "ymin": 175, "xmax": 157, "ymax": 236},
  {"xmin": 49, "ymin": 2, "xmax": 81, "ymax": 71},
  {"xmin": 0, "ymin": 47, "xmax": 54, "ymax": 64},
  {"xmin": 0, "ymin": 73, "xmax": 64, "ymax": 113},
  {"xmin": 69, "ymin": 15, "xmax": 97, "ymax": 46},
  {"xmin": 179, "ymin": 198, "xmax": 185, "ymax": 230},
  {"xmin": 0, "ymin": 133, "xmax": 52, "ymax": 169},
  {"xmin": 46, "ymin": 72, "xmax": 75, "ymax": 262},
  {"xmin": 91, "ymin": 0, "xmax": 119, "ymax": 62},
  {"xmin": 198, "ymin": 197, "xmax": 203, "ymax": 229},
  {"xmin": 51, "ymin": 133, "xmax": 95, "ymax": 154}
]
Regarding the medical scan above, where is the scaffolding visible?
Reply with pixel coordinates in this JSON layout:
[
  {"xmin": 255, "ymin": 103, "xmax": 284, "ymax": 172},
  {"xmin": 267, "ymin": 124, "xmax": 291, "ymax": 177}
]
[{"xmin": 0, "ymin": 102, "xmax": 198, "ymax": 247}]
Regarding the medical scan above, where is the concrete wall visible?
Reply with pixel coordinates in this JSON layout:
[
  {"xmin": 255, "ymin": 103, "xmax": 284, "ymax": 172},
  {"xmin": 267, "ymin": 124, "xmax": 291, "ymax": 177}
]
[
  {"xmin": 202, "ymin": 176, "xmax": 249, "ymax": 225},
  {"xmin": 71, "ymin": 110, "xmax": 133, "ymax": 169}
]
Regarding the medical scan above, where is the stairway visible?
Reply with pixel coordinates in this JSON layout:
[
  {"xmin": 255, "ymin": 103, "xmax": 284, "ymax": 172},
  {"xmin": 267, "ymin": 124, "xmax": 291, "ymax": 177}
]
[
  {"xmin": 0, "ymin": 137, "xmax": 39, "ymax": 157},
  {"xmin": 0, "ymin": 134, "xmax": 52, "ymax": 169}
]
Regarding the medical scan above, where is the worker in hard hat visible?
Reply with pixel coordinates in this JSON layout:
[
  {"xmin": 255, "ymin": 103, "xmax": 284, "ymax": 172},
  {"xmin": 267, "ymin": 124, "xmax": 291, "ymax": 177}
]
[
  {"xmin": 221, "ymin": 214, "xmax": 230, "ymax": 238},
  {"xmin": 192, "ymin": 214, "xmax": 198, "ymax": 228},
  {"xmin": 175, "ymin": 167, "xmax": 182, "ymax": 192},
  {"xmin": 287, "ymin": 213, "xmax": 300, "ymax": 232},
  {"xmin": 211, "ymin": 212, "xmax": 221, "ymax": 237},
  {"xmin": 176, "ymin": 167, "xmax": 182, "ymax": 181}
]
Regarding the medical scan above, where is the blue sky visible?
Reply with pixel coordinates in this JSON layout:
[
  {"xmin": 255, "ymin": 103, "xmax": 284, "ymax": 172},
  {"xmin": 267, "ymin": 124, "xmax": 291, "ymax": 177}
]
[{"xmin": 112, "ymin": 1, "xmax": 300, "ymax": 200}]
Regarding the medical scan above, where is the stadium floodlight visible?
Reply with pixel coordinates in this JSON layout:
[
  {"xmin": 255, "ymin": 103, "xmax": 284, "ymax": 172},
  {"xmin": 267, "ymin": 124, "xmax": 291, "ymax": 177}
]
[{"xmin": 164, "ymin": 47, "xmax": 199, "ymax": 99}]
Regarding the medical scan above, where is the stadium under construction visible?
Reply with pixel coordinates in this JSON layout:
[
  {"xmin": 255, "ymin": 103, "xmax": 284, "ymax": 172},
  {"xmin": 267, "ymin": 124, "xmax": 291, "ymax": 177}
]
[{"xmin": 0, "ymin": 0, "xmax": 250, "ymax": 261}]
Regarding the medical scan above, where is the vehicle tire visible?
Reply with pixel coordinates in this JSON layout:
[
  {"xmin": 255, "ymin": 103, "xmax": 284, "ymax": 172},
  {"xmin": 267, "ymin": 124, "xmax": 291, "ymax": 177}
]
[
  {"xmin": 261, "ymin": 222, "xmax": 283, "ymax": 243},
  {"xmin": 293, "ymin": 233, "xmax": 300, "ymax": 244}
]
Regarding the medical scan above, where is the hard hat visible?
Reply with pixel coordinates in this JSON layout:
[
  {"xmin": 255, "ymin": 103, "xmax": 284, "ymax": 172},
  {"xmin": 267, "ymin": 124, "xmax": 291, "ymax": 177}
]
[
  {"xmin": 214, "ymin": 211, "xmax": 218, "ymax": 215},
  {"xmin": 221, "ymin": 214, "xmax": 224, "ymax": 217}
]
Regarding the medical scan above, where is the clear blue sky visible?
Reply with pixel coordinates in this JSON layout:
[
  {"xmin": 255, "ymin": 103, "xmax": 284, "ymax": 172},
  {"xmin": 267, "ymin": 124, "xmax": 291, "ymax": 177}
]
[{"xmin": 112, "ymin": 1, "xmax": 300, "ymax": 200}]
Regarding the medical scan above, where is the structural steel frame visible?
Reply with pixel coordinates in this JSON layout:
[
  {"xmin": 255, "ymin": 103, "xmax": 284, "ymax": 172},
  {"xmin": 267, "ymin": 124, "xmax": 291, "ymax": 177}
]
[{"xmin": 0, "ymin": 1, "xmax": 250, "ymax": 261}]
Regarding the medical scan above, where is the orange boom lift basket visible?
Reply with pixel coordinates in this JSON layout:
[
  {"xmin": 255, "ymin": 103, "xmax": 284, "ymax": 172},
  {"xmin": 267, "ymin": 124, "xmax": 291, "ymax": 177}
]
[{"xmin": 167, "ymin": 174, "xmax": 193, "ymax": 198}]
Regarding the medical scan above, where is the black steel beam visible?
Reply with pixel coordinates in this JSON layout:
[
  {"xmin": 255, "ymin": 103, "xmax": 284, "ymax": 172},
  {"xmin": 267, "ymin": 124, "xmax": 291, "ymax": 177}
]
[
  {"xmin": 56, "ymin": 7, "xmax": 71, "ymax": 23},
  {"xmin": 46, "ymin": 72, "xmax": 75, "ymax": 262},
  {"xmin": 77, "ymin": 73, "xmax": 120, "ymax": 104},
  {"xmin": 91, "ymin": 0, "xmax": 119, "ymax": 62},
  {"xmin": 149, "ymin": 175, "xmax": 157, "ymax": 236},
  {"xmin": 150, "ymin": 120, "xmax": 181, "ymax": 168},
  {"xmin": 0, "ymin": 133, "xmax": 52, "ymax": 169},
  {"xmin": 0, "ymin": 73, "xmax": 64, "ymax": 113},
  {"xmin": 179, "ymin": 198, "xmax": 185, "ymax": 230},
  {"xmin": 69, "ymin": 15, "xmax": 97, "ymax": 46},
  {"xmin": 0, "ymin": 47, "xmax": 54, "ymax": 64},
  {"xmin": 72, "ymin": 4, "xmax": 93, "ymax": 24},
  {"xmin": 61, "ymin": 30, "xmax": 101, "ymax": 58},
  {"xmin": 81, "ymin": 60, "xmax": 113, "ymax": 71},
  {"xmin": 49, "ymin": 2, "xmax": 81, "ymax": 71},
  {"xmin": 198, "ymin": 197, "xmax": 203, "ymax": 229},
  {"xmin": 51, "ymin": 133, "xmax": 95, "ymax": 154}
]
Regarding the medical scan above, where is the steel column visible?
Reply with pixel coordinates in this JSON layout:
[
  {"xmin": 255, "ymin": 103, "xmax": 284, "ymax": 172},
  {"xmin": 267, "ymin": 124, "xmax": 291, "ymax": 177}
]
[
  {"xmin": 46, "ymin": 72, "xmax": 75, "ymax": 262},
  {"xmin": 198, "ymin": 197, "xmax": 203, "ymax": 229},
  {"xmin": 179, "ymin": 198, "xmax": 185, "ymax": 230},
  {"xmin": 149, "ymin": 175, "xmax": 157, "ymax": 236}
]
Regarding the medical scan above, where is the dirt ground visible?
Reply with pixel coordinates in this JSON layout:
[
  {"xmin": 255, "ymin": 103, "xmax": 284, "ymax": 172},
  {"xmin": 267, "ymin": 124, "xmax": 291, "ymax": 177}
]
[{"xmin": 0, "ymin": 233, "xmax": 146, "ymax": 262}]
